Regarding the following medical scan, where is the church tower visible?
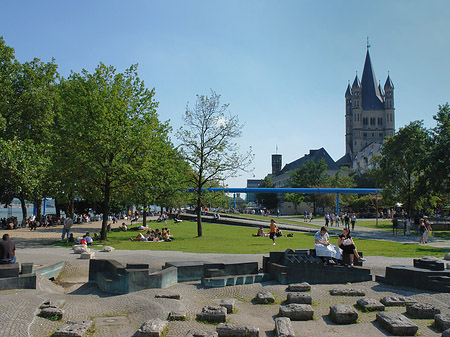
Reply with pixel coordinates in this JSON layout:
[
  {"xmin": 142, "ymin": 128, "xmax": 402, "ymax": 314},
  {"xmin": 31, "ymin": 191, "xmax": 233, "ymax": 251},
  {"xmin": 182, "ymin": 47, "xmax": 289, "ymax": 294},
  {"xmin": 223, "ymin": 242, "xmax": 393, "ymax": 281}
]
[{"xmin": 338, "ymin": 47, "xmax": 395, "ymax": 169}]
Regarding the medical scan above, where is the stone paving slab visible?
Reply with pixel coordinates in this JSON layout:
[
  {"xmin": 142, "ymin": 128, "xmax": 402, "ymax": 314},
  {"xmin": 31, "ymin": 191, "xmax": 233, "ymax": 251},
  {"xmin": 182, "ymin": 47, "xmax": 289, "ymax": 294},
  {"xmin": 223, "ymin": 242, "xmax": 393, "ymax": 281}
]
[
  {"xmin": 356, "ymin": 298, "xmax": 385, "ymax": 312},
  {"xmin": 376, "ymin": 312, "xmax": 418, "ymax": 336}
]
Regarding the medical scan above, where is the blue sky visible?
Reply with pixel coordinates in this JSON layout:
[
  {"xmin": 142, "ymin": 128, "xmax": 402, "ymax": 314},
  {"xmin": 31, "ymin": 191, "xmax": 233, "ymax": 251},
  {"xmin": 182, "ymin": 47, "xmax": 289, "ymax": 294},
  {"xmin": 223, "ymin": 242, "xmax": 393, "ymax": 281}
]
[{"xmin": 2, "ymin": 1, "xmax": 450, "ymax": 188}]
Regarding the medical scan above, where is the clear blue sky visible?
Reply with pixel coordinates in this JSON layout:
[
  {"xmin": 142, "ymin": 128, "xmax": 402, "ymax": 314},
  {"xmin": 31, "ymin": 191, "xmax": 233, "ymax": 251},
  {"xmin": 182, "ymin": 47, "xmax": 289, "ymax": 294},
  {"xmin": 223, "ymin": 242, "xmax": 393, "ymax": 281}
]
[{"xmin": 1, "ymin": 1, "xmax": 449, "ymax": 188}]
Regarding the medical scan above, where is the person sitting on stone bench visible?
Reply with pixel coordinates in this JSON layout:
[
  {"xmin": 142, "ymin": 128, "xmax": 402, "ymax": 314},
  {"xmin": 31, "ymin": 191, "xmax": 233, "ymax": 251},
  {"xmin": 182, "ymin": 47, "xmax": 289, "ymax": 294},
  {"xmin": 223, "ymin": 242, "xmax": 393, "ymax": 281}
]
[
  {"xmin": 338, "ymin": 228, "xmax": 365, "ymax": 266},
  {"xmin": 0, "ymin": 234, "xmax": 16, "ymax": 264},
  {"xmin": 314, "ymin": 226, "xmax": 342, "ymax": 265}
]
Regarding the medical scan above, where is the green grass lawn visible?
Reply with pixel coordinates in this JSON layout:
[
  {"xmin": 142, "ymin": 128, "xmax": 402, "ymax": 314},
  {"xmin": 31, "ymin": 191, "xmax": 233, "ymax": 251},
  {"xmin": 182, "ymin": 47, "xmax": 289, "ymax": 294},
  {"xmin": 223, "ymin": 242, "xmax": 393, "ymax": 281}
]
[
  {"xmin": 52, "ymin": 220, "xmax": 449, "ymax": 258},
  {"xmin": 229, "ymin": 213, "xmax": 395, "ymax": 232}
]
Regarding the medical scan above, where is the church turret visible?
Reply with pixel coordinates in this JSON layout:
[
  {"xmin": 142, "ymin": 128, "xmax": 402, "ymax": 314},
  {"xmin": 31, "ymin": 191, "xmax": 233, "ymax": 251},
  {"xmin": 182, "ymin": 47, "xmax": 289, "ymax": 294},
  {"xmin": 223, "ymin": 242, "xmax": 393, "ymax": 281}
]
[
  {"xmin": 384, "ymin": 74, "xmax": 395, "ymax": 136},
  {"xmin": 351, "ymin": 74, "xmax": 361, "ymax": 109}
]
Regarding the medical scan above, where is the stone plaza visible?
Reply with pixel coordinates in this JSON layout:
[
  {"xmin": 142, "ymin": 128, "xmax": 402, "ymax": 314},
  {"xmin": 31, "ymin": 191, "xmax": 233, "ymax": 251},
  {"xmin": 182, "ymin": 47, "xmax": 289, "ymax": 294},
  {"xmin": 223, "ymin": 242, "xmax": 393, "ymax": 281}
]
[{"xmin": 0, "ymin": 221, "xmax": 449, "ymax": 336}]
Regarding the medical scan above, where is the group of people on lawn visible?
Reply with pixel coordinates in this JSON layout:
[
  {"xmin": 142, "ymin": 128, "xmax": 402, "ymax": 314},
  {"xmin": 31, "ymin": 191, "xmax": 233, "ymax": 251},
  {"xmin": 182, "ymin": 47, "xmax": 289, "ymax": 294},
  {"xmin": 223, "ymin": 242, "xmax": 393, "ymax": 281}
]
[
  {"xmin": 130, "ymin": 227, "xmax": 172, "ymax": 242},
  {"xmin": 255, "ymin": 219, "xmax": 364, "ymax": 266}
]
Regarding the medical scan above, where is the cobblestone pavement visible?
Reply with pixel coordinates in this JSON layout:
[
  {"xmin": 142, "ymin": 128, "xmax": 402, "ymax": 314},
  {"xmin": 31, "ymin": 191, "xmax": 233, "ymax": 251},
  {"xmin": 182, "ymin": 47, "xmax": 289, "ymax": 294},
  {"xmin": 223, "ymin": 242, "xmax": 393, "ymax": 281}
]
[{"xmin": 0, "ymin": 220, "xmax": 449, "ymax": 336}]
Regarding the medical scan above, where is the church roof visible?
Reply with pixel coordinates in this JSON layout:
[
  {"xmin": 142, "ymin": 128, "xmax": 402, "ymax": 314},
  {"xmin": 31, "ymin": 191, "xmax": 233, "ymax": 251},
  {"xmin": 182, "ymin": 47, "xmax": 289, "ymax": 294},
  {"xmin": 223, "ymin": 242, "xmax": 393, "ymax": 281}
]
[
  {"xmin": 352, "ymin": 75, "xmax": 361, "ymax": 88},
  {"xmin": 345, "ymin": 84, "xmax": 352, "ymax": 97},
  {"xmin": 278, "ymin": 148, "xmax": 340, "ymax": 175},
  {"xmin": 384, "ymin": 74, "xmax": 394, "ymax": 89},
  {"xmin": 361, "ymin": 50, "xmax": 384, "ymax": 110},
  {"xmin": 336, "ymin": 153, "xmax": 352, "ymax": 167},
  {"xmin": 378, "ymin": 83, "xmax": 384, "ymax": 96}
]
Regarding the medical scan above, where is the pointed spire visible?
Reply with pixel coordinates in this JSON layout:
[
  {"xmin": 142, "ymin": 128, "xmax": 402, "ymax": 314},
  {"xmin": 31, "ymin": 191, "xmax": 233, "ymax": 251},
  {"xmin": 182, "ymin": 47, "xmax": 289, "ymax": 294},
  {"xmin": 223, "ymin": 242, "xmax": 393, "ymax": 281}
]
[
  {"xmin": 352, "ymin": 73, "xmax": 361, "ymax": 88},
  {"xmin": 345, "ymin": 83, "xmax": 352, "ymax": 97},
  {"xmin": 384, "ymin": 73, "xmax": 394, "ymax": 89},
  {"xmin": 378, "ymin": 81, "xmax": 384, "ymax": 96},
  {"xmin": 361, "ymin": 49, "xmax": 384, "ymax": 110}
]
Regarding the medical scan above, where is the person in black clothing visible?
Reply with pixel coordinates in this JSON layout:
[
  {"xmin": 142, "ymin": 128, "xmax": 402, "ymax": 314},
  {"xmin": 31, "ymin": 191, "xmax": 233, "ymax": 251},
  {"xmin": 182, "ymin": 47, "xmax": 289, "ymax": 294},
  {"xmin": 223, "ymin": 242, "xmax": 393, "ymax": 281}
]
[
  {"xmin": 338, "ymin": 228, "xmax": 365, "ymax": 266},
  {"xmin": 0, "ymin": 234, "xmax": 16, "ymax": 264}
]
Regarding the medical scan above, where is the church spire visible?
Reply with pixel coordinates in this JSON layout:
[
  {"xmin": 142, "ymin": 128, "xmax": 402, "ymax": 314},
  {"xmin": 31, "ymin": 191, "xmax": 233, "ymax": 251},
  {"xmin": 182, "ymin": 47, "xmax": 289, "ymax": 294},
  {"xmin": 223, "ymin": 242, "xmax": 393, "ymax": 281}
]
[{"xmin": 361, "ymin": 49, "xmax": 384, "ymax": 110}]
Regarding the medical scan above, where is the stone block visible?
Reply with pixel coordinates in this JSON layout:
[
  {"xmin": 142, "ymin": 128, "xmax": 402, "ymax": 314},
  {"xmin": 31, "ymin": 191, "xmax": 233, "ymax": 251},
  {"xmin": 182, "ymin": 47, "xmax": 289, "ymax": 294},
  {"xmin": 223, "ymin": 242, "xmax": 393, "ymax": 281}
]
[
  {"xmin": 435, "ymin": 314, "xmax": 450, "ymax": 331},
  {"xmin": 80, "ymin": 252, "xmax": 95, "ymax": 259},
  {"xmin": 406, "ymin": 302, "xmax": 440, "ymax": 319},
  {"xmin": 185, "ymin": 330, "xmax": 218, "ymax": 337},
  {"xmin": 219, "ymin": 299, "xmax": 235, "ymax": 313},
  {"xmin": 155, "ymin": 293, "xmax": 181, "ymax": 300},
  {"xmin": 287, "ymin": 282, "xmax": 311, "ymax": 292},
  {"xmin": 376, "ymin": 312, "xmax": 418, "ymax": 336},
  {"xmin": 39, "ymin": 307, "xmax": 64, "ymax": 320},
  {"xmin": 255, "ymin": 290, "xmax": 275, "ymax": 304},
  {"xmin": 199, "ymin": 306, "xmax": 227, "ymax": 323},
  {"xmin": 330, "ymin": 288, "xmax": 365, "ymax": 296},
  {"xmin": 414, "ymin": 257, "xmax": 445, "ymax": 271},
  {"xmin": 279, "ymin": 304, "xmax": 314, "ymax": 321},
  {"xmin": 274, "ymin": 317, "xmax": 295, "ymax": 337},
  {"xmin": 72, "ymin": 245, "xmax": 89, "ymax": 254},
  {"xmin": 101, "ymin": 246, "xmax": 115, "ymax": 252},
  {"xmin": 356, "ymin": 298, "xmax": 385, "ymax": 312},
  {"xmin": 39, "ymin": 300, "xmax": 65, "ymax": 309},
  {"xmin": 53, "ymin": 320, "xmax": 93, "ymax": 337},
  {"xmin": 168, "ymin": 310, "xmax": 186, "ymax": 321},
  {"xmin": 21, "ymin": 263, "xmax": 34, "ymax": 274},
  {"xmin": 444, "ymin": 253, "xmax": 450, "ymax": 261},
  {"xmin": 380, "ymin": 296, "xmax": 415, "ymax": 306},
  {"xmin": 216, "ymin": 323, "xmax": 259, "ymax": 337},
  {"xmin": 0, "ymin": 263, "xmax": 19, "ymax": 278},
  {"xmin": 329, "ymin": 304, "xmax": 358, "ymax": 324},
  {"xmin": 286, "ymin": 292, "xmax": 312, "ymax": 304},
  {"xmin": 135, "ymin": 319, "xmax": 168, "ymax": 337},
  {"xmin": 443, "ymin": 328, "xmax": 450, "ymax": 337}
]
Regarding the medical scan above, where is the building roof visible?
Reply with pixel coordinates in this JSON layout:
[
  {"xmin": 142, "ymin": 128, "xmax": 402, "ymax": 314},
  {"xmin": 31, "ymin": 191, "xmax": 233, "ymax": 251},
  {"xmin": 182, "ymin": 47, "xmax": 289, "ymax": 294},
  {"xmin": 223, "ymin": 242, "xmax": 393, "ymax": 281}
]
[
  {"xmin": 384, "ymin": 74, "xmax": 394, "ymax": 89},
  {"xmin": 336, "ymin": 153, "xmax": 352, "ymax": 167},
  {"xmin": 278, "ymin": 148, "xmax": 340, "ymax": 175},
  {"xmin": 361, "ymin": 50, "xmax": 384, "ymax": 110},
  {"xmin": 345, "ymin": 84, "xmax": 352, "ymax": 97},
  {"xmin": 352, "ymin": 75, "xmax": 361, "ymax": 88}
]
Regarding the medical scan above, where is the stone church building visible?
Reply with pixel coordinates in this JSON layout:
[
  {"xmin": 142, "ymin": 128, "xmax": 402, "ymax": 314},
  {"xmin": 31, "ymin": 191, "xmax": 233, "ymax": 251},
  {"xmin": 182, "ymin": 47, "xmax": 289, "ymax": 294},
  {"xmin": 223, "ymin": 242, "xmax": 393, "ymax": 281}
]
[{"xmin": 337, "ymin": 48, "xmax": 395, "ymax": 170}]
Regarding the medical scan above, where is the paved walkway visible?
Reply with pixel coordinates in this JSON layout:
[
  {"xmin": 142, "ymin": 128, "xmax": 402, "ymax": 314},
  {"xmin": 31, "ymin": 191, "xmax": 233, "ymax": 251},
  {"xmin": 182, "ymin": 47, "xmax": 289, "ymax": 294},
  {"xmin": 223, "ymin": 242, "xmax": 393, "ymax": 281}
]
[{"xmin": 0, "ymin": 217, "xmax": 449, "ymax": 337}]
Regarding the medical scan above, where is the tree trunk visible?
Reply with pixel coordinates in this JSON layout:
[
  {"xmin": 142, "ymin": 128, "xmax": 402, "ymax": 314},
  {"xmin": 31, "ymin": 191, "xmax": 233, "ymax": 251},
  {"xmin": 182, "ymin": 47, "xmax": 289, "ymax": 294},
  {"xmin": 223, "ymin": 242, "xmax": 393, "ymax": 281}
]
[
  {"xmin": 55, "ymin": 197, "xmax": 61, "ymax": 218},
  {"xmin": 196, "ymin": 193, "xmax": 202, "ymax": 237},
  {"xmin": 35, "ymin": 198, "xmax": 42, "ymax": 224},
  {"xmin": 19, "ymin": 195, "xmax": 27, "ymax": 226},
  {"xmin": 101, "ymin": 177, "xmax": 111, "ymax": 240},
  {"xmin": 67, "ymin": 193, "xmax": 74, "ymax": 219},
  {"xmin": 143, "ymin": 202, "xmax": 147, "ymax": 227}
]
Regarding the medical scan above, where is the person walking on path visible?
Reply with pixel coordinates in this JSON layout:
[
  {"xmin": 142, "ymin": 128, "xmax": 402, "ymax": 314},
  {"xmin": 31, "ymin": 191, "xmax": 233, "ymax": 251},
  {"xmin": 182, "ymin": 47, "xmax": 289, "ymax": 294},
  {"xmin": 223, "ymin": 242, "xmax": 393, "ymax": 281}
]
[
  {"xmin": 424, "ymin": 217, "xmax": 432, "ymax": 243},
  {"xmin": 269, "ymin": 219, "xmax": 278, "ymax": 245},
  {"xmin": 0, "ymin": 234, "xmax": 16, "ymax": 264},
  {"xmin": 61, "ymin": 217, "xmax": 73, "ymax": 241},
  {"xmin": 351, "ymin": 214, "xmax": 356, "ymax": 231}
]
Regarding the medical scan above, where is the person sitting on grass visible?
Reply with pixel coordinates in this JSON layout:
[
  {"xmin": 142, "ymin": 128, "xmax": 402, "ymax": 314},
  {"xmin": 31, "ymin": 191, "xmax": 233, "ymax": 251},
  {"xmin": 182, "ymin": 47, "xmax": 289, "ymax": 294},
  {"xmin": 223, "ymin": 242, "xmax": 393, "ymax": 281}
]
[
  {"xmin": 84, "ymin": 232, "xmax": 93, "ymax": 245},
  {"xmin": 130, "ymin": 230, "xmax": 151, "ymax": 241},
  {"xmin": 337, "ymin": 228, "xmax": 365, "ymax": 266},
  {"xmin": 255, "ymin": 226, "xmax": 265, "ymax": 237},
  {"xmin": 276, "ymin": 228, "xmax": 283, "ymax": 237},
  {"xmin": 68, "ymin": 233, "xmax": 75, "ymax": 243},
  {"xmin": 119, "ymin": 222, "xmax": 128, "ymax": 231}
]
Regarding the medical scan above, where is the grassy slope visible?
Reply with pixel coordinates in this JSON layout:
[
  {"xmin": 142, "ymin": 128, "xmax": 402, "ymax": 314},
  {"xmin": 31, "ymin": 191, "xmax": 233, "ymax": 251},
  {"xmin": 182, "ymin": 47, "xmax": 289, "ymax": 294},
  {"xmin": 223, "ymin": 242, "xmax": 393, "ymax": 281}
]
[{"xmin": 53, "ymin": 220, "xmax": 448, "ymax": 258}]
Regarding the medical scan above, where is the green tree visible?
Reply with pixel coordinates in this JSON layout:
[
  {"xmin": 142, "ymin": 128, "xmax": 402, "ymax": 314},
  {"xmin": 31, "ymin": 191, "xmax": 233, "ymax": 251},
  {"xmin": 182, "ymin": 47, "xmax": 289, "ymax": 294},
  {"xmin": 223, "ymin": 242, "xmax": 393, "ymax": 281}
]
[
  {"xmin": 289, "ymin": 159, "xmax": 329, "ymax": 214},
  {"xmin": 0, "ymin": 37, "xmax": 58, "ymax": 220},
  {"xmin": 256, "ymin": 177, "xmax": 279, "ymax": 210},
  {"xmin": 176, "ymin": 91, "xmax": 253, "ymax": 237},
  {"xmin": 376, "ymin": 120, "xmax": 430, "ymax": 215},
  {"xmin": 428, "ymin": 103, "xmax": 450, "ymax": 213},
  {"xmin": 59, "ymin": 63, "xmax": 164, "ymax": 240}
]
